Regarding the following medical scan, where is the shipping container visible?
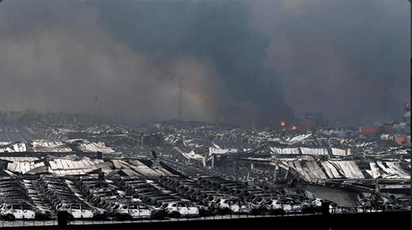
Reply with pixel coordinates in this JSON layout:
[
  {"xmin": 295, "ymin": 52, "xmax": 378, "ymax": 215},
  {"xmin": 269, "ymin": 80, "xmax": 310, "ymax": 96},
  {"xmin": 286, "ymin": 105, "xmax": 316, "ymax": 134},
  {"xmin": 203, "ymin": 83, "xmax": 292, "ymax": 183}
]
[
  {"xmin": 395, "ymin": 135, "xmax": 407, "ymax": 145},
  {"xmin": 359, "ymin": 126, "xmax": 381, "ymax": 134}
]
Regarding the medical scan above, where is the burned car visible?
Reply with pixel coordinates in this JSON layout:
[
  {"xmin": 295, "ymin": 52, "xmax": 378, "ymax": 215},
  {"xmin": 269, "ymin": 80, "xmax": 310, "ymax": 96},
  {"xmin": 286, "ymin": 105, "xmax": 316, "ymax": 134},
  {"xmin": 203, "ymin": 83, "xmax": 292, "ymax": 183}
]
[
  {"xmin": 112, "ymin": 203, "xmax": 153, "ymax": 220},
  {"xmin": 356, "ymin": 193, "xmax": 390, "ymax": 209},
  {"xmin": 57, "ymin": 203, "xmax": 94, "ymax": 220},
  {"xmin": 0, "ymin": 202, "xmax": 36, "ymax": 221},
  {"xmin": 159, "ymin": 201, "xmax": 199, "ymax": 218},
  {"xmin": 266, "ymin": 197, "xmax": 312, "ymax": 214},
  {"xmin": 208, "ymin": 196, "xmax": 252, "ymax": 215}
]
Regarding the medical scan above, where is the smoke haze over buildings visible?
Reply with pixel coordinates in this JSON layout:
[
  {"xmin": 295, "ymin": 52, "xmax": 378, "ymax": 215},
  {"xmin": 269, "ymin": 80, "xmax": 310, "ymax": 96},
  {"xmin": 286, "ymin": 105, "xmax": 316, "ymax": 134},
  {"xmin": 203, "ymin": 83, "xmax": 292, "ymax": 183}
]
[
  {"xmin": 250, "ymin": 0, "xmax": 410, "ymax": 126},
  {"xmin": 0, "ymin": 0, "xmax": 409, "ymax": 127}
]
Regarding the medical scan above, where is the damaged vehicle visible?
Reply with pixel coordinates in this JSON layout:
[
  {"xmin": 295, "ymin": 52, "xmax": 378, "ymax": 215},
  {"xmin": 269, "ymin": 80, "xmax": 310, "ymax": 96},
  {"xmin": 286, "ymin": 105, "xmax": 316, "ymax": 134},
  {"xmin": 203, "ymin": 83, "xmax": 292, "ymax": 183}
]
[
  {"xmin": 57, "ymin": 203, "xmax": 94, "ymax": 220},
  {"xmin": 112, "ymin": 203, "xmax": 153, "ymax": 220},
  {"xmin": 356, "ymin": 193, "xmax": 390, "ymax": 210},
  {"xmin": 267, "ymin": 197, "xmax": 312, "ymax": 214},
  {"xmin": 0, "ymin": 202, "xmax": 36, "ymax": 221},
  {"xmin": 210, "ymin": 197, "xmax": 252, "ymax": 215},
  {"xmin": 386, "ymin": 194, "xmax": 411, "ymax": 210},
  {"xmin": 219, "ymin": 199, "xmax": 252, "ymax": 215},
  {"xmin": 309, "ymin": 198, "xmax": 337, "ymax": 213},
  {"xmin": 159, "ymin": 201, "xmax": 199, "ymax": 218},
  {"xmin": 281, "ymin": 188, "xmax": 316, "ymax": 200},
  {"xmin": 33, "ymin": 205, "xmax": 53, "ymax": 220}
]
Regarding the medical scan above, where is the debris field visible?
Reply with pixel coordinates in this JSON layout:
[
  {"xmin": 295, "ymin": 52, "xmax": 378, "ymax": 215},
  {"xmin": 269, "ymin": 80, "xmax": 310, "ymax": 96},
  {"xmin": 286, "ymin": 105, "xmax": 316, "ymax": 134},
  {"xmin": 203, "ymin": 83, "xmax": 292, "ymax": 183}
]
[{"xmin": 0, "ymin": 117, "xmax": 410, "ymax": 222}]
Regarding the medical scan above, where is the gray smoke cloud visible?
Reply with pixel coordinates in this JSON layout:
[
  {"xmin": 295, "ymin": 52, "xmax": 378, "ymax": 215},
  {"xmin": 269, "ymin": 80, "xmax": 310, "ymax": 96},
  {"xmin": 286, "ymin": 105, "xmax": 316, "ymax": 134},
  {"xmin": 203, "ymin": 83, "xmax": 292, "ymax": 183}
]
[
  {"xmin": 0, "ymin": 0, "xmax": 408, "ymax": 127},
  {"xmin": 249, "ymin": 0, "xmax": 410, "ymax": 126},
  {"xmin": 90, "ymin": 0, "xmax": 294, "ymax": 126},
  {"xmin": 0, "ymin": 0, "xmax": 293, "ymax": 127}
]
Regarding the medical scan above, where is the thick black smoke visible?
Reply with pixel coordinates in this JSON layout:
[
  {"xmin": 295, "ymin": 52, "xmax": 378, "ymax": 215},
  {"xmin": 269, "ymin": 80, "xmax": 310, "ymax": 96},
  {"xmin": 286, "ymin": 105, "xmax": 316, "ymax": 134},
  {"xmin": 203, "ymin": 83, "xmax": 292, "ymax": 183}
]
[
  {"xmin": 0, "ymin": 0, "xmax": 294, "ymax": 127},
  {"xmin": 249, "ymin": 0, "xmax": 410, "ymax": 126},
  {"xmin": 1, "ymin": 1, "xmax": 409, "ymax": 128},
  {"xmin": 92, "ymin": 0, "xmax": 295, "ymax": 126}
]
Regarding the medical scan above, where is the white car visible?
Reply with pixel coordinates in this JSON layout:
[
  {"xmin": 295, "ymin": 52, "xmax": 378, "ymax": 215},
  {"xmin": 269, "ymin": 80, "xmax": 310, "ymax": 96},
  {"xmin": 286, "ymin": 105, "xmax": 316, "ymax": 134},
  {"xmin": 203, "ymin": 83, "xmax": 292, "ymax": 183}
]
[
  {"xmin": 58, "ymin": 203, "xmax": 94, "ymax": 219},
  {"xmin": 0, "ymin": 203, "xmax": 36, "ymax": 220},
  {"xmin": 161, "ymin": 201, "xmax": 199, "ymax": 218},
  {"xmin": 268, "ymin": 198, "xmax": 310, "ymax": 214},
  {"xmin": 115, "ymin": 203, "xmax": 152, "ymax": 219},
  {"xmin": 310, "ymin": 198, "xmax": 338, "ymax": 213},
  {"xmin": 217, "ymin": 199, "xmax": 252, "ymax": 214}
]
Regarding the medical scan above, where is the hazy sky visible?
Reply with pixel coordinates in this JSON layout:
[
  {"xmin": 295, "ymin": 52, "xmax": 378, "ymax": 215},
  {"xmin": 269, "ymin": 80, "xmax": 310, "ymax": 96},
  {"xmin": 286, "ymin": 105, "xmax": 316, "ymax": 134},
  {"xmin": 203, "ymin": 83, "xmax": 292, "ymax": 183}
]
[
  {"xmin": 249, "ymin": 0, "xmax": 410, "ymax": 126},
  {"xmin": 0, "ymin": 0, "xmax": 409, "ymax": 127}
]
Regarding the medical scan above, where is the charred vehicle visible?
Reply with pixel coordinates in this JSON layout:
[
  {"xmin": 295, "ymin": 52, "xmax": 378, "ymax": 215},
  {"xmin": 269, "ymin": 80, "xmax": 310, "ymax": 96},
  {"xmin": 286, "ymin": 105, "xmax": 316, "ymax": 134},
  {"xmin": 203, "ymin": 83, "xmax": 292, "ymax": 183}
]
[
  {"xmin": 0, "ymin": 202, "xmax": 36, "ymax": 221},
  {"xmin": 37, "ymin": 175, "xmax": 106, "ymax": 220},
  {"xmin": 112, "ymin": 203, "xmax": 153, "ymax": 220},
  {"xmin": 215, "ymin": 198, "xmax": 253, "ymax": 215},
  {"xmin": 57, "ymin": 203, "xmax": 94, "ymax": 220},
  {"xmin": 159, "ymin": 201, "xmax": 199, "ymax": 218},
  {"xmin": 266, "ymin": 197, "xmax": 312, "ymax": 214}
]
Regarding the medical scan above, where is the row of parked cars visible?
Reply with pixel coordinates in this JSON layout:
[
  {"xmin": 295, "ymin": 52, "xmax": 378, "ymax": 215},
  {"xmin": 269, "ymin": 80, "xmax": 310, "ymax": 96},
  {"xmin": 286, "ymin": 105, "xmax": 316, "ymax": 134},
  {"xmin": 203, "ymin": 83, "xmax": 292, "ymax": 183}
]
[
  {"xmin": 4, "ymin": 174, "xmax": 405, "ymax": 222},
  {"xmin": 116, "ymin": 176, "xmax": 201, "ymax": 218},
  {"xmin": 0, "ymin": 175, "xmax": 204, "ymax": 221},
  {"xmin": 73, "ymin": 175, "xmax": 205, "ymax": 220},
  {"xmin": 77, "ymin": 176, "xmax": 164, "ymax": 220},
  {"xmin": 158, "ymin": 176, "xmax": 327, "ymax": 215},
  {"xmin": 37, "ymin": 175, "xmax": 107, "ymax": 220},
  {"xmin": 0, "ymin": 177, "xmax": 52, "ymax": 221}
]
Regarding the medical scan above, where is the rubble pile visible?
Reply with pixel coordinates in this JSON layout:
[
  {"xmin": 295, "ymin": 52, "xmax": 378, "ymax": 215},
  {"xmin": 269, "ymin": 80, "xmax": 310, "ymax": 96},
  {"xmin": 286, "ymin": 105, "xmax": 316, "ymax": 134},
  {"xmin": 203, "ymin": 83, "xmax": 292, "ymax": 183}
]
[
  {"xmin": 0, "ymin": 139, "xmax": 115, "ymax": 154},
  {"xmin": 0, "ymin": 115, "xmax": 409, "ymax": 222},
  {"xmin": 1, "ymin": 156, "xmax": 174, "ymax": 179},
  {"xmin": 21, "ymin": 118, "xmax": 411, "ymax": 186}
]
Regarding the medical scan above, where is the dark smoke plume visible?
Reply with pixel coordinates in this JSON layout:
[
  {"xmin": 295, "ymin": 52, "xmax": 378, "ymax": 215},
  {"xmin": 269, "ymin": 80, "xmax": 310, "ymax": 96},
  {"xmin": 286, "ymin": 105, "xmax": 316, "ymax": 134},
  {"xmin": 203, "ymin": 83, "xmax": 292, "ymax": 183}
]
[
  {"xmin": 249, "ymin": 0, "xmax": 410, "ymax": 126},
  {"xmin": 92, "ymin": 0, "xmax": 295, "ymax": 126},
  {"xmin": 1, "ymin": 1, "xmax": 409, "ymax": 127},
  {"xmin": 0, "ymin": 0, "xmax": 294, "ymax": 127}
]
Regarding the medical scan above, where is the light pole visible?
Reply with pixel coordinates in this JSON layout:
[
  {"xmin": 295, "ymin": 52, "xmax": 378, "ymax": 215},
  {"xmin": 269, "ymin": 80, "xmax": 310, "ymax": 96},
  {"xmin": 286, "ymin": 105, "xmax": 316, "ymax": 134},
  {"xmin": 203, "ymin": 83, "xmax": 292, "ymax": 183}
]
[{"xmin": 179, "ymin": 76, "xmax": 182, "ymax": 122}]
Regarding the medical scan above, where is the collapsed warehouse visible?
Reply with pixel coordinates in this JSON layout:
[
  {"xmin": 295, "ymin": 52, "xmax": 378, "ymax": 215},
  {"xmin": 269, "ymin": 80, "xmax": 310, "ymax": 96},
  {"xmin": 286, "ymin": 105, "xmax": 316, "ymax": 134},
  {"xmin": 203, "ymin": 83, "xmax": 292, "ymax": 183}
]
[{"xmin": 0, "ymin": 116, "xmax": 410, "ymax": 224}]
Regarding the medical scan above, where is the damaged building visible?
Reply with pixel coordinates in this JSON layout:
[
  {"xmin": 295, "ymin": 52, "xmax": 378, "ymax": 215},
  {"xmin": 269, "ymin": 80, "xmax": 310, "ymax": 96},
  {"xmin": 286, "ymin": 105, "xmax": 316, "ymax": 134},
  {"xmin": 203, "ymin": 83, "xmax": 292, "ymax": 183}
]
[{"xmin": 0, "ymin": 114, "xmax": 409, "ymax": 226}]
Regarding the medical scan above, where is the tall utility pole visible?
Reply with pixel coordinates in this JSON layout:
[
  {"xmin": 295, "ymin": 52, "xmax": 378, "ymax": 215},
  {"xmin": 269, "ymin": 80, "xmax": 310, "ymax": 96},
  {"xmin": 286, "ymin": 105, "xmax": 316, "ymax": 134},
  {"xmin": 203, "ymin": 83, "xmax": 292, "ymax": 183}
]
[{"xmin": 179, "ymin": 76, "xmax": 182, "ymax": 122}]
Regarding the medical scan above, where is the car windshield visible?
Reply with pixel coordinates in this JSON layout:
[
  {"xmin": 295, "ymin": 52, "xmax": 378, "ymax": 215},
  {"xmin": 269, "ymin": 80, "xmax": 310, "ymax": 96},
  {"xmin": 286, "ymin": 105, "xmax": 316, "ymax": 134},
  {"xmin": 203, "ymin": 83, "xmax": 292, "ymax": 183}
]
[
  {"xmin": 21, "ymin": 204, "xmax": 33, "ymax": 210},
  {"xmin": 71, "ymin": 204, "xmax": 81, "ymax": 209},
  {"xmin": 178, "ymin": 202, "xmax": 188, "ymax": 207}
]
